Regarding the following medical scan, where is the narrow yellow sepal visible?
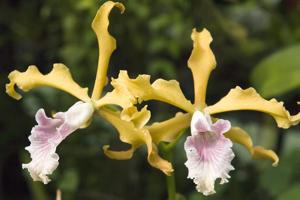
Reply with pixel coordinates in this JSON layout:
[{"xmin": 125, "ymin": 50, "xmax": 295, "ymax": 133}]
[
  {"xmin": 225, "ymin": 127, "xmax": 279, "ymax": 166},
  {"xmin": 188, "ymin": 28, "xmax": 216, "ymax": 109},
  {"xmin": 96, "ymin": 70, "xmax": 194, "ymax": 113},
  {"xmin": 206, "ymin": 86, "xmax": 297, "ymax": 128},
  {"xmin": 98, "ymin": 108, "xmax": 173, "ymax": 175},
  {"xmin": 6, "ymin": 64, "xmax": 90, "ymax": 102},
  {"xmin": 91, "ymin": 1, "xmax": 125, "ymax": 100}
]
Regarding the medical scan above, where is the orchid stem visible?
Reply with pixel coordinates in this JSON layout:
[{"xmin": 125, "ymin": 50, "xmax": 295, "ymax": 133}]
[
  {"xmin": 165, "ymin": 152, "xmax": 176, "ymax": 200},
  {"xmin": 161, "ymin": 129, "xmax": 187, "ymax": 200},
  {"xmin": 161, "ymin": 143, "xmax": 176, "ymax": 200}
]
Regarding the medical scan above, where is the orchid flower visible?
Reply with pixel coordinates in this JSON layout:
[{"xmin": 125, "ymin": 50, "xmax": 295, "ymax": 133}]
[
  {"xmin": 5, "ymin": 1, "xmax": 171, "ymax": 184},
  {"xmin": 100, "ymin": 28, "xmax": 300, "ymax": 194}
]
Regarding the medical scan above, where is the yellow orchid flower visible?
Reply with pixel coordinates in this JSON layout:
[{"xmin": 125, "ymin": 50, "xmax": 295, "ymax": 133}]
[
  {"xmin": 101, "ymin": 28, "xmax": 300, "ymax": 194},
  {"xmin": 5, "ymin": 1, "xmax": 169, "ymax": 183}
]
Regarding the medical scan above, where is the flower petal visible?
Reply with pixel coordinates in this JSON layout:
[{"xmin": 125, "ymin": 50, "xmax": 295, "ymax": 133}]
[
  {"xmin": 191, "ymin": 111, "xmax": 212, "ymax": 134},
  {"xmin": 23, "ymin": 102, "xmax": 94, "ymax": 184},
  {"xmin": 147, "ymin": 112, "xmax": 191, "ymax": 143},
  {"xmin": 98, "ymin": 108, "xmax": 173, "ymax": 175},
  {"xmin": 6, "ymin": 64, "xmax": 90, "ymax": 102},
  {"xmin": 184, "ymin": 134, "xmax": 234, "ymax": 195},
  {"xmin": 225, "ymin": 127, "xmax": 279, "ymax": 166},
  {"xmin": 206, "ymin": 86, "xmax": 298, "ymax": 128},
  {"xmin": 120, "ymin": 105, "xmax": 151, "ymax": 129},
  {"xmin": 185, "ymin": 112, "xmax": 234, "ymax": 195},
  {"xmin": 188, "ymin": 28, "xmax": 216, "ymax": 109},
  {"xmin": 96, "ymin": 70, "xmax": 194, "ymax": 113},
  {"xmin": 91, "ymin": 1, "xmax": 125, "ymax": 100},
  {"xmin": 211, "ymin": 119, "xmax": 231, "ymax": 134}
]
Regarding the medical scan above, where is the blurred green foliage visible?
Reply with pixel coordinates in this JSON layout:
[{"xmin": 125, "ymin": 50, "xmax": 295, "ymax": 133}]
[
  {"xmin": 251, "ymin": 44, "xmax": 300, "ymax": 97},
  {"xmin": 0, "ymin": 0, "xmax": 299, "ymax": 199}
]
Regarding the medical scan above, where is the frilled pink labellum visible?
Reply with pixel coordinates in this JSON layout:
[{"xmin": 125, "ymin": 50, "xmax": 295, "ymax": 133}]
[
  {"xmin": 22, "ymin": 101, "xmax": 94, "ymax": 184},
  {"xmin": 184, "ymin": 111, "xmax": 234, "ymax": 195}
]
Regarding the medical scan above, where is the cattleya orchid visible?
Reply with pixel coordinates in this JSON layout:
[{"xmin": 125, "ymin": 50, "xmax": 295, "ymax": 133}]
[
  {"xmin": 100, "ymin": 27, "xmax": 300, "ymax": 195},
  {"xmin": 6, "ymin": 1, "xmax": 171, "ymax": 183},
  {"xmin": 5, "ymin": 0, "xmax": 300, "ymax": 197}
]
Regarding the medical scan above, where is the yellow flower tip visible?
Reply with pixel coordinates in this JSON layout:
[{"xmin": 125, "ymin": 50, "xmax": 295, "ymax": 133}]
[
  {"xmin": 6, "ymin": 70, "xmax": 22, "ymax": 100},
  {"xmin": 102, "ymin": 145, "xmax": 134, "ymax": 160},
  {"xmin": 148, "ymin": 150, "xmax": 174, "ymax": 175},
  {"xmin": 252, "ymin": 146, "xmax": 279, "ymax": 167},
  {"xmin": 191, "ymin": 28, "xmax": 213, "ymax": 48}
]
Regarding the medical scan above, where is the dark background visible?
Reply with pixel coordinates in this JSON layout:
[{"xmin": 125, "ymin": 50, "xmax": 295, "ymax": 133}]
[{"xmin": 0, "ymin": 0, "xmax": 300, "ymax": 199}]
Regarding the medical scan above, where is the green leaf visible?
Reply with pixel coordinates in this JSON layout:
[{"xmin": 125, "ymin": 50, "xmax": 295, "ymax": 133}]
[{"xmin": 251, "ymin": 44, "xmax": 300, "ymax": 97}]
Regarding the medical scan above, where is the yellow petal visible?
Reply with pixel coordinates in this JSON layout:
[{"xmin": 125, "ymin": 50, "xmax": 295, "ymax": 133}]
[
  {"xmin": 121, "ymin": 105, "xmax": 151, "ymax": 129},
  {"xmin": 96, "ymin": 70, "xmax": 194, "ymax": 113},
  {"xmin": 206, "ymin": 86, "xmax": 297, "ymax": 128},
  {"xmin": 187, "ymin": 28, "xmax": 216, "ymax": 109},
  {"xmin": 291, "ymin": 101, "xmax": 300, "ymax": 124},
  {"xmin": 91, "ymin": 1, "xmax": 125, "ymax": 100},
  {"xmin": 98, "ymin": 108, "xmax": 173, "ymax": 175},
  {"xmin": 225, "ymin": 127, "xmax": 279, "ymax": 166},
  {"xmin": 103, "ymin": 145, "xmax": 134, "ymax": 160},
  {"xmin": 147, "ymin": 112, "xmax": 191, "ymax": 144},
  {"xmin": 6, "ymin": 64, "xmax": 90, "ymax": 102}
]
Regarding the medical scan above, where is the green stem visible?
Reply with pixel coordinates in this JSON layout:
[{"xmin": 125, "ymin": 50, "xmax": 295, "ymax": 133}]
[
  {"xmin": 162, "ymin": 146, "xmax": 176, "ymax": 200},
  {"xmin": 161, "ymin": 129, "xmax": 187, "ymax": 200}
]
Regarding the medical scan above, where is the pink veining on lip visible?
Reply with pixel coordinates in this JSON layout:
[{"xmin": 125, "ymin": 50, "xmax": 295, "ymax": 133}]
[{"xmin": 184, "ymin": 111, "xmax": 234, "ymax": 195}]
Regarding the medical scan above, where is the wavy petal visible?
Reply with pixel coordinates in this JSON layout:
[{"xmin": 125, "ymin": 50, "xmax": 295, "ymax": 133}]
[
  {"xmin": 225, "ymin": 127, "xmax": 279, "ymax": 166},
  {"xmin": 185, "ymin": 112, "xmax": 234, "ymax": 195},
  {"xmin": 206, "ymin": 86, "xmax": 298, "ymax": 128},
  {"xmin": 91, "ymin": 1, "xmax": 125, "ymax": 99},
  {"xmin": 97, "ymin": 70, "xmax": 194, "ymax": 113},
  {"xmin": 6, "ymin": 64, "xmax": 90, "ymax": 102},
  {"xmin": 188, "ymin": 28, "xmax": 216, "ymax": 108},
  {"xmin": 23, "ymin": 102, "xmax": 94, "ymax": 183},
  {"xmin": 120, "ymin": 105, "xmax": 151, "ymax": 129},
  {"xmin": 98, "ymin": 108, "xmax": 173, "ymax": 175},
  {"xmin": 185, "ymin": 135, "xmax": 234, "ymax": 195}
]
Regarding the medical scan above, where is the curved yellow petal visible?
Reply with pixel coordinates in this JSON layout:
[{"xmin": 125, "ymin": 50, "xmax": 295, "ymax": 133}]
[
  {"xmin": 225, "ymin": 127, "xmax": 279, "ymax": 166},
  {"xmin": 98, "ymin": 108, "xmax": 173, "ymax": 175},
  {"xmin": 121, "ymin": 105, "xmax": 151, "ymax": 129},
  {"xmin": 91, "ymin": 1, "xmax": 125, "ymax": 100},
  {"xmin": 96, "ymin": 70, "xmax": 194, "ymax": 113},
  {"xmin": 147, "ymin": 112, "xmax": 191, "ymax": 144},
  {"xmin": 103, "ymin": 145, "xmax": 135, "ymax": 160},
  {"xmin": 6, "ymin": 64, "xmax": 90, "ymax": 102},
  {"xmin": 206, "ymin": 86, "xmax": 297, "ymax": 128},
  {"xmin": 188, "ymin": 28, "xmax": 216, "ymax": 109}
]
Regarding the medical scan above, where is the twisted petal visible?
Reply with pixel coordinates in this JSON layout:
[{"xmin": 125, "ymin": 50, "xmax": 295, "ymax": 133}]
[
  {"xmin": 91, "ymin": 1, "xmax": 125, "ymax": 99},
  {"xmin": 23, "ymin": 102, "xmax": 94, "ymax": 184},
  {"xmin": 97, "ymin": 70, "xmax": 194, "ymax": 113},
  {"xmin": 225, "ymin": 127, "xmax": 279, "ymax": 166},
  {"xmin": 206, "ymin": 86, "xmax": 299, "ymax": 128},
  {"xmin": 98, "ymin": 108, "xmax": 173, "ymax": 175},
  {"xmin": 6, "ymin": 64, "xmax": 90, "ymax": 102},
  {"xmin": 188, "ymin": 28, "xmax": 216, "ymax": 108},
  {"xmin": 185, "ymin": 111, "xmax": 234, "ymax": 195},
  {"xmin": 120, "ymin": 105, "xmax": 151, "ymax": 129}
]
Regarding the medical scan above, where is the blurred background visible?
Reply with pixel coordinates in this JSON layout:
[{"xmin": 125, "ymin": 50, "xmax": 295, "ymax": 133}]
[{"xmin": 0, "ymin": 0, "xmax": 300, "ymax": 199}]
